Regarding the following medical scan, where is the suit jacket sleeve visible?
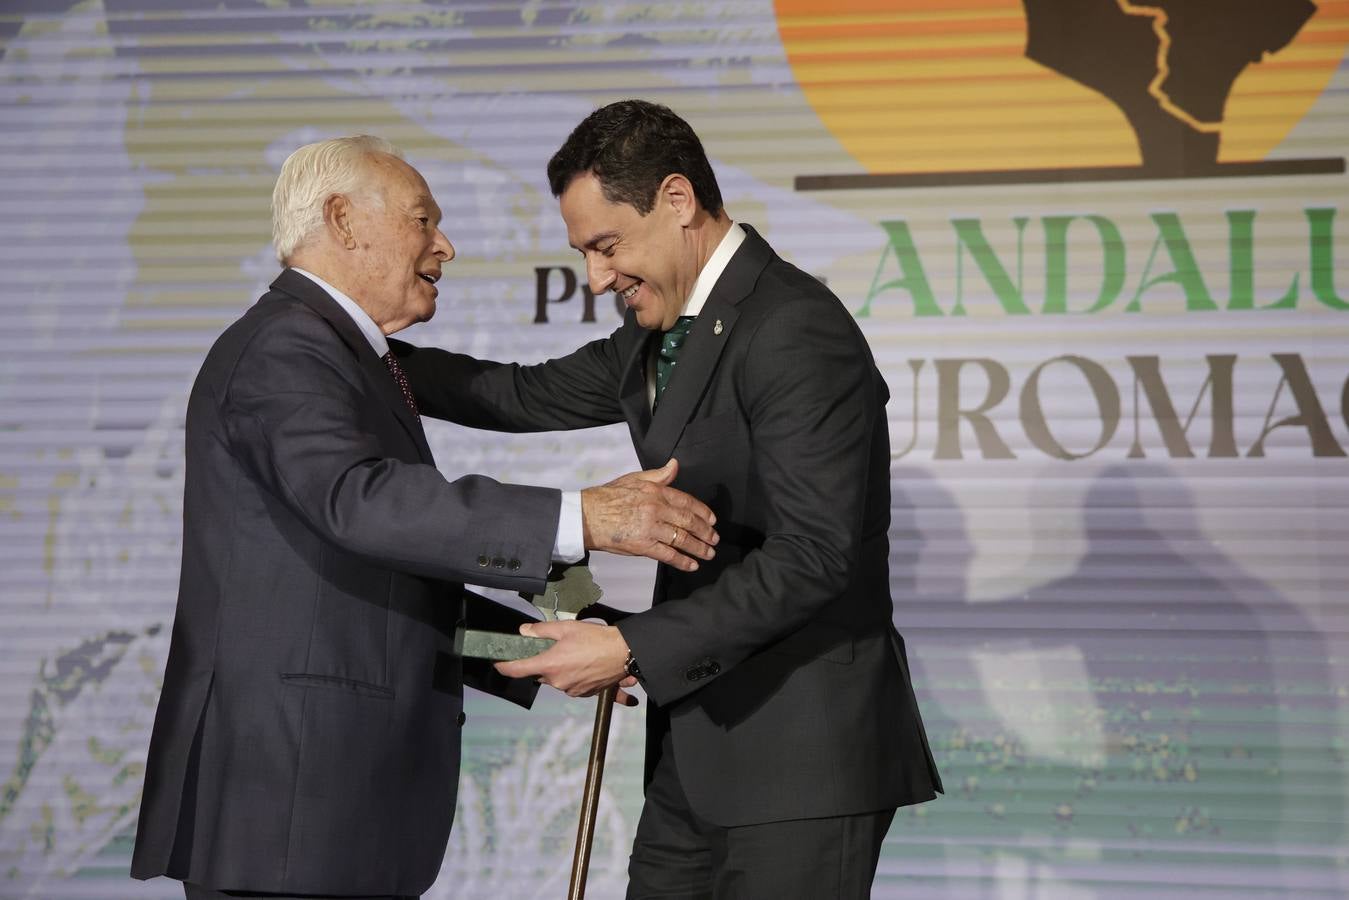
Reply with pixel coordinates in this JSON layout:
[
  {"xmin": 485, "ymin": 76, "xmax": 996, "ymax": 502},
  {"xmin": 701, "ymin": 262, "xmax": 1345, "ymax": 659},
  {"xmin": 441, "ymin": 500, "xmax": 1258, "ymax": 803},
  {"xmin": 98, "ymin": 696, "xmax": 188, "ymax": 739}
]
[
  {"xmin": 618, "ymin": 297, "xmax": 882, "ymax": 706},
  {"xmin": 222, "ymin": 308, "xmax": 560, "ymax": 593},
  {"xmin": 392, "ymin": 331, "xmax": 628, "ymax": 432}
]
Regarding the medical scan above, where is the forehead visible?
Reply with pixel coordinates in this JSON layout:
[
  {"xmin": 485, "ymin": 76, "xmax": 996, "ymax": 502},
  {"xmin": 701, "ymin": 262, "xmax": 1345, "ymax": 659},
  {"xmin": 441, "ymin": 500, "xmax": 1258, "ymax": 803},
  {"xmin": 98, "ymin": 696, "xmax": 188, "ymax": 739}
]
[
  {"xmin": 559, "ymin": 172, "xmax": 640, "ymax": 247},
  {"xmin": 368, "ymin": 154, "xmax": 436, "ymax": 207}
]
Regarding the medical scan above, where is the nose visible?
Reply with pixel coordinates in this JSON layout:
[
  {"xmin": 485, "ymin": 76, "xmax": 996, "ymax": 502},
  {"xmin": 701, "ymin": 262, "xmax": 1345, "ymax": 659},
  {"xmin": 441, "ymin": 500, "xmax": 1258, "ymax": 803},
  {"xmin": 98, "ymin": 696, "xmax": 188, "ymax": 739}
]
[
  {"xmin": 585, "ymin": 252, "xmax": 615, "ymax": 295},
  {"xmin": 434, "ymin": 227, "xmax": 455, "ymax": 262}
]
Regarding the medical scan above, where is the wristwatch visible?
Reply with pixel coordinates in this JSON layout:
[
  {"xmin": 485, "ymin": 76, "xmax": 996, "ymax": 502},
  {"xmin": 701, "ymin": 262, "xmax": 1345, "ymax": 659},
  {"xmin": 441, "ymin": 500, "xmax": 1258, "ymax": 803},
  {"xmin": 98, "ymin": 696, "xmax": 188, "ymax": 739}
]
[{"xmin": 623, "ymin": 650, "xmax": 643, "ymax": 681}]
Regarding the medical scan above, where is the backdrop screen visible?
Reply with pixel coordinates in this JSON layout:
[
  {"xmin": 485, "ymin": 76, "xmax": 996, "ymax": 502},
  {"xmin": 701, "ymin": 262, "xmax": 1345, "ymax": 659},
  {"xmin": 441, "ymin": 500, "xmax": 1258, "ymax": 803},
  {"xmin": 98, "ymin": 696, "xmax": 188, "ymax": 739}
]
[{"xmin": 2, "ymin": 2, "xmax": 1347, "ymax": 897}]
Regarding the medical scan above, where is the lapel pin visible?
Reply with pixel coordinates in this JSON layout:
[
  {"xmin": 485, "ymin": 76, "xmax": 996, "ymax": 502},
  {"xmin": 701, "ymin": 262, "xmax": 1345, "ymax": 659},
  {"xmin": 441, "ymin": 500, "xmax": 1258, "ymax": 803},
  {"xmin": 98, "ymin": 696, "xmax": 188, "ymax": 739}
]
[{"xmin": 714, "ymin": 319, "xmax": 723, "ymax": 335}]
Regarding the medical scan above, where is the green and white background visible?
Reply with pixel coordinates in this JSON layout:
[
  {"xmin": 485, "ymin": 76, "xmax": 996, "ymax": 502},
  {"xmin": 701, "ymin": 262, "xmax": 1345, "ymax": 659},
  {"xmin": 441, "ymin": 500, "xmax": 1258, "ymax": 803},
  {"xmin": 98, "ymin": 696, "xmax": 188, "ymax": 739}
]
[{"xmin": 2, "ymin": 1, "xmax": 1347, "ymax": 897}]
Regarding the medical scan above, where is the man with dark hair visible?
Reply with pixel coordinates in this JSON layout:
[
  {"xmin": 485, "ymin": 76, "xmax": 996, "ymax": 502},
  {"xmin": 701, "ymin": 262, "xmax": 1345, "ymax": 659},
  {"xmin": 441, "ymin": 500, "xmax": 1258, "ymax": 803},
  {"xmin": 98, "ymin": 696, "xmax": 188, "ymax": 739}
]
[
  {"xmin": 398, "ymin": 100, "xmax": 942, "ymax": 898},
  {"xmin": 545, "ymin": 99, "xmax": 724, "ymax": 216}
]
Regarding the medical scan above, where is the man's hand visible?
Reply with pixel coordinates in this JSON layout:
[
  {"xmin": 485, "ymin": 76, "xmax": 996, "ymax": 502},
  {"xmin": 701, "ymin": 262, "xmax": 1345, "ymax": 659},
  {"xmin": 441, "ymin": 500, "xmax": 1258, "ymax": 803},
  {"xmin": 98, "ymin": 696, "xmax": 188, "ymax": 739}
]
[
  {"xmin": 495, "ymin": 620, "xmax": 640, "ymax": 706},
  {"xmin": 581, "ymin": 459, "xmax": 717, "ymax": 572}
]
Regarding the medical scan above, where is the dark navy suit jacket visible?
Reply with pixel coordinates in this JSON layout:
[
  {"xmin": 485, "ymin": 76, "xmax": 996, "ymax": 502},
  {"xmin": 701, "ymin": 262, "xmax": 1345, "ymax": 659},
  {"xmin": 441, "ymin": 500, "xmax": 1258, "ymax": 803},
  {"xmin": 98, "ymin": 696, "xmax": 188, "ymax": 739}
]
[{"xmin": 132, "ymin": 269, "xmax": 557, "ymax": 895}]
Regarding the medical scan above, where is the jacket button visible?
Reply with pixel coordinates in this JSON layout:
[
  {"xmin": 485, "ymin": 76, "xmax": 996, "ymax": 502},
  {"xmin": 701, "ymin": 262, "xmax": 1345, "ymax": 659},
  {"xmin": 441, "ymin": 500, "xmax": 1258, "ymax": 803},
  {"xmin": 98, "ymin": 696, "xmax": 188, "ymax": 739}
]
[
  {"xmin": 477, "ymin": 555, "xmax": 489, "ymax": 567},
  {"xmin": 684, "ymin": 658, "xmax": 720, "ymax": 681},
  {"xmin": 508, "ymin": 558, "xmax": 521, "ymax": 571},
  {"xmin": 457, "ymin": 711, "xmax": 467, "ymax": 726},
  {"xmin": 491, "ymin": 556, "xmax": 506, "ymax": 568}
]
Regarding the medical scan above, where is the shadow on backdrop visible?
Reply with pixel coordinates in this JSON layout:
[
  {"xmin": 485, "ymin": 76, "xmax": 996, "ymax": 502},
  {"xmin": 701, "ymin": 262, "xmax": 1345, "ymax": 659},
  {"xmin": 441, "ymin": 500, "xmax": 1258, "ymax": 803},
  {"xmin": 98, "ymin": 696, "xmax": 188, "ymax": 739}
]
[{"xmin": 889, "ymin": 463, "xmax": 1341, "ymax": 896}]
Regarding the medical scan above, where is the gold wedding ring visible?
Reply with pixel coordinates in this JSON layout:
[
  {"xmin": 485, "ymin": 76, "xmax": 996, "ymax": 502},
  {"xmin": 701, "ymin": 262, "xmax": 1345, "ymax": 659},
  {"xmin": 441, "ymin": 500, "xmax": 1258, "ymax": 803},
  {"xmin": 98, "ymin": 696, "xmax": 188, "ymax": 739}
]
[{"xmin": 671, "ymin": 527, "xmax": 681, "ymax": 545}]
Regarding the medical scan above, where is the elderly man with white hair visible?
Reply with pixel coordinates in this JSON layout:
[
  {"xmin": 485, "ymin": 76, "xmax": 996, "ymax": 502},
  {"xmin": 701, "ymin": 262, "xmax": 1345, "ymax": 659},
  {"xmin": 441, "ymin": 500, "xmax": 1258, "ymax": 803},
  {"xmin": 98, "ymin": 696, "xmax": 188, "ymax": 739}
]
[{"xmin": 130, "ymin": 135, "xmax": 717, "ymax": 900}]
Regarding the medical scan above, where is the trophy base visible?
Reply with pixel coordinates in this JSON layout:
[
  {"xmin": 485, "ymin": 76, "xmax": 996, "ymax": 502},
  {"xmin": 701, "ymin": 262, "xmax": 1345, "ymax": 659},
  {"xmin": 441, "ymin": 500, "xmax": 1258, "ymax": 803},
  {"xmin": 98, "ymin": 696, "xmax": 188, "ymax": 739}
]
[{"xmin": 461, "ymin": 629, "xmax": 554, "ymax": 661}]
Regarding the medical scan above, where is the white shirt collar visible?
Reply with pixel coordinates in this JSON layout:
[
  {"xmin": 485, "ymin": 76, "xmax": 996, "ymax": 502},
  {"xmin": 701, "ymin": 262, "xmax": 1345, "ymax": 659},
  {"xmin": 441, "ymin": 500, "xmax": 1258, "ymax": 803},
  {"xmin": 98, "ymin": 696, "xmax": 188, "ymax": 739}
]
[
  {"xmin": 290, "ymin": 267, "xmax": 390, "ymax": 357},
  {"xmin": 680, "ymin": 222, "xmax": 746, "ymax": 318}
]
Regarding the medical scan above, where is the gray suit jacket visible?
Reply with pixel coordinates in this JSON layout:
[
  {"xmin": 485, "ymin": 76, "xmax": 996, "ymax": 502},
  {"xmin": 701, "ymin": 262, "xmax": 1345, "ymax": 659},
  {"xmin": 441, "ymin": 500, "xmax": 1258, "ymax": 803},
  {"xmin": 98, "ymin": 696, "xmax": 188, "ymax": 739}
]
[
  {"xmin": 132, "ymin": 269, "xmax": 558, "ymax": 895},
  {"xmin": 398, "ymin": 225, "xmax": 942, "ymax": 826}
]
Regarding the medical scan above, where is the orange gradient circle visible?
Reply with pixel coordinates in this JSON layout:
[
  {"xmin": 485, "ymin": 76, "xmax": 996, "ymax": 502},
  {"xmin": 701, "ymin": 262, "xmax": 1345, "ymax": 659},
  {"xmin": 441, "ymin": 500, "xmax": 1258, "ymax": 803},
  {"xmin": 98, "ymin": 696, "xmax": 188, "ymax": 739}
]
[{"xmin": 774, "ymin": 0, "xmax": 1349, "ymax": 173}]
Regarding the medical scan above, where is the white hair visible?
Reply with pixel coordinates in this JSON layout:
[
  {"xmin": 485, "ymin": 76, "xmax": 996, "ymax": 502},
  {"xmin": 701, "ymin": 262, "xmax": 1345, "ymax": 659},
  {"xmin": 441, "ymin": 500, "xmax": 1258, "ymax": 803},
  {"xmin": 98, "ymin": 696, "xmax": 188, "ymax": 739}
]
[{"xmin": 271, "ymin": 134, "xmax": 403, "ymax": 264}]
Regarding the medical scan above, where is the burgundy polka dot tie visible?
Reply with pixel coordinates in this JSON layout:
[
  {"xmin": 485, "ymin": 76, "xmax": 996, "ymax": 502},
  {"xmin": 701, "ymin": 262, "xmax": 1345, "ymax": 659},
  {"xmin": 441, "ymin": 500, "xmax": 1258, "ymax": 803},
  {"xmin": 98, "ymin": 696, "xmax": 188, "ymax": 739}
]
[{"xmin": 383, "ymin": 352, "xmax": 419, "ymax": 416}]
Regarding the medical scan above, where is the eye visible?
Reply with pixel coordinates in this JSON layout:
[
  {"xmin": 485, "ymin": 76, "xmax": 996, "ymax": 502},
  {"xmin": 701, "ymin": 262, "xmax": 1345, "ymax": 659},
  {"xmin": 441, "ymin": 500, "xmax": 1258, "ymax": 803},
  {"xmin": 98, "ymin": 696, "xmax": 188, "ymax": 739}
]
[{"xmin": 416, "ymin": 216, "xmax": 430, "ymax": 226}]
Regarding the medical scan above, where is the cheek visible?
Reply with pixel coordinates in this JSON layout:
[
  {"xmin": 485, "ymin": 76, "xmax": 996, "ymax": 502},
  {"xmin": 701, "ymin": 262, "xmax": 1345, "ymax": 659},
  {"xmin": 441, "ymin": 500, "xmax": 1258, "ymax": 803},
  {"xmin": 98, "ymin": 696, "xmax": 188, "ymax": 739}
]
[
  {"xmin": 411, "ymin": 233, "xmax": 435, "ymax": 264},
  {"xmin": 616, "ymin": 249, "xmax": 644, "ymax": 279}
]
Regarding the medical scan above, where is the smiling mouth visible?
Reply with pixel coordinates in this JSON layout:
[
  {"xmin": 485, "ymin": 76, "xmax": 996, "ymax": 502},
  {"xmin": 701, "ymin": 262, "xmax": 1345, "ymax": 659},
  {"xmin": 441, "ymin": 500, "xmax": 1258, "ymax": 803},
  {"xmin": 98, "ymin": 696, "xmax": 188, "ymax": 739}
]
[
  {"xmin": 619, "ymin": 283, "xmax": 640, "ymax": 302},
  {"xmin": 418, "ymin": 272, "xmax": 439, "ymax": 285}
]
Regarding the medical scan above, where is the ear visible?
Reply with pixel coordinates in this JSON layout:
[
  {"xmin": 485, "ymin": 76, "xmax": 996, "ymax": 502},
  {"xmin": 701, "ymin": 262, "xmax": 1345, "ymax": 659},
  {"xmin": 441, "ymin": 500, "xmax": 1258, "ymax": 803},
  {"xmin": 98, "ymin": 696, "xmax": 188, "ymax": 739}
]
[
  {"xmin": 323, "ymin": 194, "xmax": 358, "ymax": 250},
  {"xmin": 659, "ymin": 174, "xmax": 698, "ymax": 227}
]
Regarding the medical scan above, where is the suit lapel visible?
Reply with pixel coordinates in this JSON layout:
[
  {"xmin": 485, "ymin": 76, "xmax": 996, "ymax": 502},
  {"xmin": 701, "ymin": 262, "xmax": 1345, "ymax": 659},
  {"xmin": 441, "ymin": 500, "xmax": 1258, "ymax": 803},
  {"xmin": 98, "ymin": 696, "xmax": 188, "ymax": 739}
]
[
  {"xmin": 642, "ymin": 302, "xmax": 738, "ymax": 462},
  {"xmin": 357, "ymin": 346, "xmax": 436, "ymax": 465},
  {"xmin": 270, "ymin": 269, "xmax": 435, "ymax": 464},
  {"xmin": 639, "ymin": 225, "xmax": 774, "ymax": 463}
]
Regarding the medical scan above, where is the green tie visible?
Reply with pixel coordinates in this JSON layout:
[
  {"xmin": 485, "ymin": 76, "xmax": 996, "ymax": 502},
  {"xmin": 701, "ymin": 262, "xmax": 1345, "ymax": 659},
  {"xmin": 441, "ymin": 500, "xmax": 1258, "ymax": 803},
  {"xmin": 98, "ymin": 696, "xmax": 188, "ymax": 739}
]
[{"xmin": 655, "ymin": 316, "xmax": 696, "ymax": 405}]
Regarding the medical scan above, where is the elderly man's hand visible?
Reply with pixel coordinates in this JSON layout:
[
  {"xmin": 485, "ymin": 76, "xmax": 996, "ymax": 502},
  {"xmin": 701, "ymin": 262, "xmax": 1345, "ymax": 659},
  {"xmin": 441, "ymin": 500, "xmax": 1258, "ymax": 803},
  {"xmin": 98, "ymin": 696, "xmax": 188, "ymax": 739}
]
[{"xmin": 581, "ymin": 459, "xmax": 717, "ymax": 572}]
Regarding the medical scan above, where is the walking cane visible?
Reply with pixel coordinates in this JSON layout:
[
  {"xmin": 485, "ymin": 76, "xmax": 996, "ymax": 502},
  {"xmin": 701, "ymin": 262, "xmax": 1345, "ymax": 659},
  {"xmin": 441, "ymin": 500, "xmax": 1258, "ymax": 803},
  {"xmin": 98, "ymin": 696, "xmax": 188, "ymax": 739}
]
[{"xmin": 569, "ymin": 682, "xmax": 617, "ymax": 900}]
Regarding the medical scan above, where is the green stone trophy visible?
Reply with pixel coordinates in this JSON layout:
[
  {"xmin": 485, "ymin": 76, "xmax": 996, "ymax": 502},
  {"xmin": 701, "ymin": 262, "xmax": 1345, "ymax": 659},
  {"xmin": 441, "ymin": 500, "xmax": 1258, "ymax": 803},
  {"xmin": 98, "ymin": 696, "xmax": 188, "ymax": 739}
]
[
  {"xmin": 460, "ymin": 563, "xmax": 617, "ymax": 900},
  {"xmin": 460, "ymin": 563, "xmax": 604, "ymax": 657}
]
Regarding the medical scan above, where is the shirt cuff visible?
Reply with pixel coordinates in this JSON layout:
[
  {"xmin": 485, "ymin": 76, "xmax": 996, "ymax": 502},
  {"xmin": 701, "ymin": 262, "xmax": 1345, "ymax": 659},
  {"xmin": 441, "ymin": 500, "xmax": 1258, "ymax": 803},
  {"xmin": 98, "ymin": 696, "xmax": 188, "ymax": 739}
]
[{"xmin": 552, "ymin": 490, "xmax": 585, "ymax": 563}]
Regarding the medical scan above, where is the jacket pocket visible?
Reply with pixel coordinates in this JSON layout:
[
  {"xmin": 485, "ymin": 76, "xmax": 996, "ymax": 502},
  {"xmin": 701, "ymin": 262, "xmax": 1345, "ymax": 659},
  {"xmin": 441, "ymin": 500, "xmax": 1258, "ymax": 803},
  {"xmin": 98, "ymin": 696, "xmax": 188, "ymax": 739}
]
[{"xmin": 280, "ymin": 672, "xmax": 395, "ymax": 699}]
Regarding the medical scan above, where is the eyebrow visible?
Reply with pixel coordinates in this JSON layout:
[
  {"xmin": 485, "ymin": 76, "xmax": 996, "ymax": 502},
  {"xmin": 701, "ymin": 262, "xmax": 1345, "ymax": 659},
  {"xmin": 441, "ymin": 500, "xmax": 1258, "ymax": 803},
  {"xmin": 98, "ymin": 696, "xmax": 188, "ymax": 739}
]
[
  {"xmin": 412, "ymin": 196, "xmax": 442, "ymax": 223},
  {"xmin": 572, "ymin": 230, "xmax": 619, "ymax": 252}
]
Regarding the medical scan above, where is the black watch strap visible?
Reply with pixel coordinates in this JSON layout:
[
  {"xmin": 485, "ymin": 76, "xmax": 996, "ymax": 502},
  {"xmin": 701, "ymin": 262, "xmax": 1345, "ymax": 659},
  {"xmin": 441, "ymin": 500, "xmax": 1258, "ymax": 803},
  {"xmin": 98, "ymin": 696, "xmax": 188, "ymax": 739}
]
[{"xmin": 623, "ymin": 650, "xmax": 643, "ymax": 681}]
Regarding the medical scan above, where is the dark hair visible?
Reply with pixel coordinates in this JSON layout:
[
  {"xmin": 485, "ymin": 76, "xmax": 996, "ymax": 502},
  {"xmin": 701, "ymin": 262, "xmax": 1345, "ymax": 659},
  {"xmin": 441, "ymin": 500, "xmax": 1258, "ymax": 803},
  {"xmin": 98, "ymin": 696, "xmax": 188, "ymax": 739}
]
[{"xmin": 547, "ymin": 99, "xmax": 723, "ymax": 216}]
